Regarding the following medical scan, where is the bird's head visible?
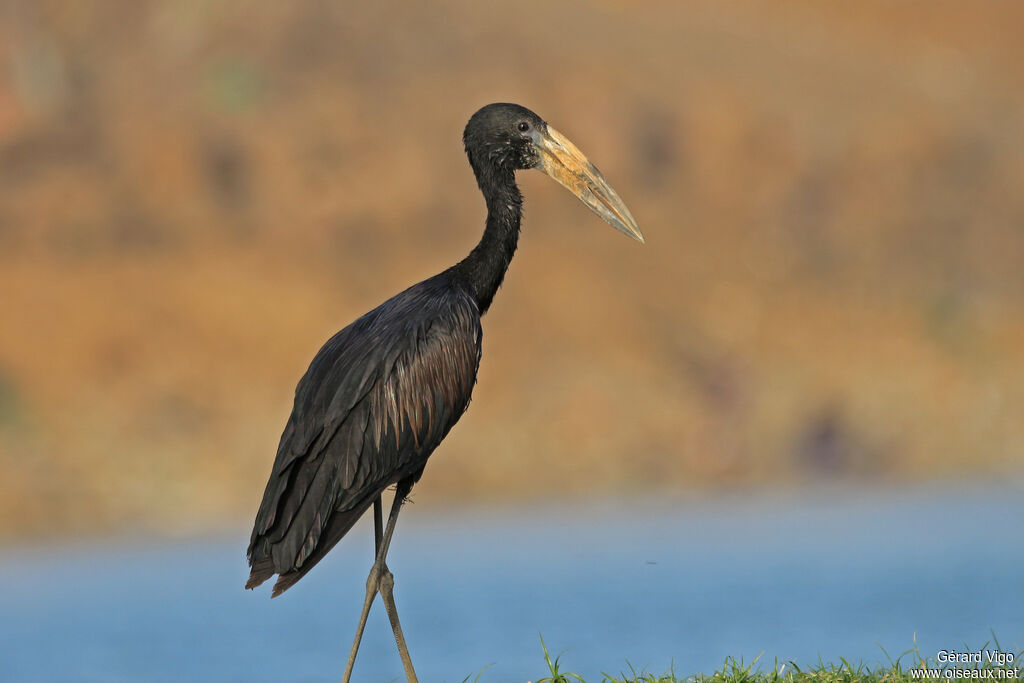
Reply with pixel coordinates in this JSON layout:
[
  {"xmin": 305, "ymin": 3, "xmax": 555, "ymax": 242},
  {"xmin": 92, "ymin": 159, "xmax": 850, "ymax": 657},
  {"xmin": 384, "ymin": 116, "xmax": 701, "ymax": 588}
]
[{"xmin": 464, "ymin": 103, "xmax": 643, "ymax": 243}]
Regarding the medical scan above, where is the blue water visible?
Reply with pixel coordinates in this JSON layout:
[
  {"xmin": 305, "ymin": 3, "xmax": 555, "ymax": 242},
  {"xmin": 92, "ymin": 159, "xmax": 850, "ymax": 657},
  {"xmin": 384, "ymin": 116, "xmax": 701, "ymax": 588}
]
[{"xmin": 1, "ymin": 483, "xmax": 1022, "ymax": 682}]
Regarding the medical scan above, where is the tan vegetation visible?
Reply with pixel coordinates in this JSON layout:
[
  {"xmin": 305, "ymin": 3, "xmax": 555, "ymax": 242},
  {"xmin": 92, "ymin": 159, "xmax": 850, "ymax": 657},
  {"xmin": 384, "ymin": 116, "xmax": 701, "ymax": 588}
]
[{"xmin": 1, "ymin": 0, "xmax": 1023, "ymax": 540}]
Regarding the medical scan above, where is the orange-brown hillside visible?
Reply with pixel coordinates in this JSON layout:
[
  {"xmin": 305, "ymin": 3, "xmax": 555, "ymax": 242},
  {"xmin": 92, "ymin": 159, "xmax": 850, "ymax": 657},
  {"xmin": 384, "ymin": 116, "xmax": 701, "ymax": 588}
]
[{"xmin": 1, "ymin": 0, "xmax": 1023, "ymax": 539}]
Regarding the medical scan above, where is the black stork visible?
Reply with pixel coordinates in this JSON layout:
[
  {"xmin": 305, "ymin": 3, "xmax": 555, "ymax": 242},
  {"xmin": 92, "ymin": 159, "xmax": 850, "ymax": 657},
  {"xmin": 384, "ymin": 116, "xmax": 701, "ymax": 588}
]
[{"xmin": 246, "ymin": 102, "xmax": 643, "ymax": 682}]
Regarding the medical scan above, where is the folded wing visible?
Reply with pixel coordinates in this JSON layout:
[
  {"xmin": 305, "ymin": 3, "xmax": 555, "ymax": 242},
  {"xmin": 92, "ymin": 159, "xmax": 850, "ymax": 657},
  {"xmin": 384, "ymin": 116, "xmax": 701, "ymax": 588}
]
[{"xmin": 246, "ymin": 278, "xmax": 481, "ymax": 595}]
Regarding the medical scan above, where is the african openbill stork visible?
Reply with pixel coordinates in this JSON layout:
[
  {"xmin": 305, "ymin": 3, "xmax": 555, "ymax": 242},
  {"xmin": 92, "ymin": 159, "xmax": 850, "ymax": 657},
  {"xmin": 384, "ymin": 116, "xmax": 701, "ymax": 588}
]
[{"xmin": 246, "ymin": 102, "xmax": 642, "ymax": 682}]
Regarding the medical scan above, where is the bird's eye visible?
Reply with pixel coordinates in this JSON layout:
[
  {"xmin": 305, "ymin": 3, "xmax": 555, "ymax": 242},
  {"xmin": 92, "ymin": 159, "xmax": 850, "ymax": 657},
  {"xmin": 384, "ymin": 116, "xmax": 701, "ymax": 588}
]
[{"xmin": 517, "ymin": 121, "xmax": 531, "ymax": 133}]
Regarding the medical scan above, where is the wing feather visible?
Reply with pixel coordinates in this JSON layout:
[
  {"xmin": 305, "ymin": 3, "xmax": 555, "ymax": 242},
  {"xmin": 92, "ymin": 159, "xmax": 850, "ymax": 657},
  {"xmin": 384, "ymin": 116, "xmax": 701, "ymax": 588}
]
[{"xmin": 246, "ymin": 277, "xmax": 481, "ymax": 592}]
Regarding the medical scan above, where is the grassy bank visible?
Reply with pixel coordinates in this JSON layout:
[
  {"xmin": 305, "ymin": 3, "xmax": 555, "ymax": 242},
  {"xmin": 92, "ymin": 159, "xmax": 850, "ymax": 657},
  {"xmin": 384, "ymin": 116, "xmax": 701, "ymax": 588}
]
[{"xmin": 522, "ymin": 638, "xmax": 1022, "ymax": 683}]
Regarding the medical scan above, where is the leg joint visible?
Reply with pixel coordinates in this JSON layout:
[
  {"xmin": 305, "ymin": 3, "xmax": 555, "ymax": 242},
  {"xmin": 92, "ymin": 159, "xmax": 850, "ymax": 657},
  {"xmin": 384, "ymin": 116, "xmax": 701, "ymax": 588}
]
[{"xmin": 379, "ymin": 566, "xmax": 395, "ymax": 593}]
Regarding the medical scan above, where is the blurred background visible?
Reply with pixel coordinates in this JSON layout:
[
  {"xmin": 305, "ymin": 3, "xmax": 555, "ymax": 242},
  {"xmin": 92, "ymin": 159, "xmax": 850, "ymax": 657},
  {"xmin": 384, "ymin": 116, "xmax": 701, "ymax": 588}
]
[{"xmin": 0, "ymin": 1, "xmax": 1022, "ymax": 681}]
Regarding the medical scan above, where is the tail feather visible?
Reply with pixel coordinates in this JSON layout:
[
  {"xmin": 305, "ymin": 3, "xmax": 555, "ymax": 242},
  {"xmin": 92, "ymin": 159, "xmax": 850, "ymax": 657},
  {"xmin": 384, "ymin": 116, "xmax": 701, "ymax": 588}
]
[
  {"xmin": 246, "ymin": 492, "xmax": 380, "ymax": 597},
  {"xmin": 245, "ymin": 556, "xmax": 275, "ymax": 590},
  {"xmin": 271, "ymin": 570, "xmax": 304, "ymax": 597}
]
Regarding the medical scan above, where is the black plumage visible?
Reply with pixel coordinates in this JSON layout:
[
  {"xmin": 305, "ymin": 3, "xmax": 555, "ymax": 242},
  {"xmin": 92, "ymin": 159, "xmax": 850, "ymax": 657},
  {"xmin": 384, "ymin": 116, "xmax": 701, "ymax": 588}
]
[
  {"xmin": 246, "ymin": 274, "xmax": 481, "ymax": 595},
  {"xmin": 245, "ymin": 103, "xmax": 641, "ymax": 681}
]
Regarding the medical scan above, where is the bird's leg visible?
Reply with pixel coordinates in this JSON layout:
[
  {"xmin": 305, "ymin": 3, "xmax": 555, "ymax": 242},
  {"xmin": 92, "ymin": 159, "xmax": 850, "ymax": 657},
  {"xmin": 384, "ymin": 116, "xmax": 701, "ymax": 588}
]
[
  {"xmin": 341, "ymin": 484, "xmax": 417, "ymax": 683},
  {"xmin": 341, "ymin": 495, "xmax": 387, "ymax": 683},
  {"xmin": 376, "ymin": 482, "xmax": 418, "ymax": 682},
  {"xmin": 369, "ymin": 496, "xmax": 418, "ymax": 680},
  {"xmin": 368, "ymin": 485, "xmax": 419, "ymax": 679},
  {"xmin": 373, "ymin": 495, "xmax": 384, "ymax": 551},
  {"xmin": 378, "ymin": 556, "xmax": 418, "ymax": 682},
  {"xmin": 341, "ymin": 496, "xmax": 382, "ymax": 683}
]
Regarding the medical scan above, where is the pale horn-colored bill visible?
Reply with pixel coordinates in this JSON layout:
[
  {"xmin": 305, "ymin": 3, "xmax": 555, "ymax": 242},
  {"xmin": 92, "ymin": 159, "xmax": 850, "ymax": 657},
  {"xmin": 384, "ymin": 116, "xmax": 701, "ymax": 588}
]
[{"xmin": 535, "ymin": 125, "xmax": 643, "ymax": 243}]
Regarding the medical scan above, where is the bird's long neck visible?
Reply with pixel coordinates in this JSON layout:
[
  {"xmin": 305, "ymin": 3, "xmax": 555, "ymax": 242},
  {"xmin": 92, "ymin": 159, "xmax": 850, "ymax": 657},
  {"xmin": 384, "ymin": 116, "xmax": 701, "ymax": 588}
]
[{"xmin": 454, "ymin": 166, "xmax": 522, "ymax": 315}]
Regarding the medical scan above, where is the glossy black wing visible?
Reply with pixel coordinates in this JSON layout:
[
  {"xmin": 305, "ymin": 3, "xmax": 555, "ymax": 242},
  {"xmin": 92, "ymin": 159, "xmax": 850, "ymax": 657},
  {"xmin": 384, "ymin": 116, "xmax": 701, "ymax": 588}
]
[{"xmin": 246, "ymin": 276, "xmax": 481, "ymax": 595}]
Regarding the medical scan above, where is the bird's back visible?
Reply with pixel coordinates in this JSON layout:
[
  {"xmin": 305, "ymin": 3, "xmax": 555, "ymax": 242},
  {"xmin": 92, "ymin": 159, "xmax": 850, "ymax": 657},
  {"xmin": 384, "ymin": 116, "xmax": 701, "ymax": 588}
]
[{"xmin": 247, "ymin": 272, "xmax": 481, "ymax": 595}]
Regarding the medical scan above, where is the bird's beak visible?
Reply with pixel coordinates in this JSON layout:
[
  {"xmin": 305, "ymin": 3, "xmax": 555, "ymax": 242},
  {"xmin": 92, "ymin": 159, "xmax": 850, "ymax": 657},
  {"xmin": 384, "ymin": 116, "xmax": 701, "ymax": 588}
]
[{"xmin": 535, "ymin": 125, "xmax": 644, "ymax": 243}]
